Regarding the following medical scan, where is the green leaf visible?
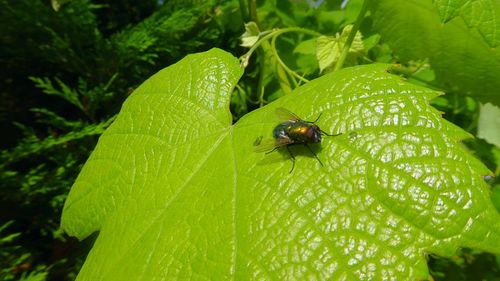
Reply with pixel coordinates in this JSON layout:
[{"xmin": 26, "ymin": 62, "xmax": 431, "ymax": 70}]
[
  {"xmin": 434, "ymin": 0, "xmax": 499, "ymax": 47},
  {"xmin": 477, "ymin": 103, "xmax": 500, "ymax": 147},
  {"xmin": 370, "ymin": 0, "xmax": 500, "ymax": 105},
  {"xmin": 61, "ymin": 49, "xmax": 500, "ymax": 280},
  {"xmin": 30, "ymin": 77, "xmax": 84, "ymax": 111},
  {"xmin": 2, "ymin": 117, "xmax": 115, "ymax": 163},
  {"xmin": 0, "ymin": 221, "xmax": 21, "ymax": 244},
  {"xmin": 316, "ymin": 24, "xmax": 364, "ymax": 73},
  {"xmin": 294, "ymin": 39, "xmax": 320, "ymax": 75},
  {"xmin": 434, "ymin": 0, "xmax": 469, "ymax": 22},
  {"xmin": 294, "ymin": 38, "xmax": 317, "ymax": 55},
  {"xmin": 50, "ymin": 0, "xmax": 71, "ymax": 12},
  {"xmin": 363, "ymin": 34, "xmax": 381, "ymax": 52},
  {"xmin": 240, "ymin": 21, "xmax": 261, "ymax": 48}
]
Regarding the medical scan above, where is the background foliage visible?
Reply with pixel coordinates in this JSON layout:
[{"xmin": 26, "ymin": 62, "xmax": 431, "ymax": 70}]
[{"xmin": 1, "ymin": 0, "xmax": 499, "ymax": 280}]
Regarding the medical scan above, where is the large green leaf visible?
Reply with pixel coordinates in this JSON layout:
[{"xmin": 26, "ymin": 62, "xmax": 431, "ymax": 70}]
[
  {"xmin": 370, "ymin": 0, "xmax": 500, "ymax": 105},
  {"xmin": 61, "ymin": 49, "xmax": 500, "ymax": 280}
]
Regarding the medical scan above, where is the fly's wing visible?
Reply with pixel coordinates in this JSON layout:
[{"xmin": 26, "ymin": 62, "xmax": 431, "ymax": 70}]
[
  {"xmin": 254, "ymin": 138, "xmax": 293, "ymax": 153},
  {"xmin": 275, "ymin": 107, "xmax": 301, "ymax": 121},
  {"xmin": 254, "ymin": 139, "xmax": 279, "ymax": 153}
]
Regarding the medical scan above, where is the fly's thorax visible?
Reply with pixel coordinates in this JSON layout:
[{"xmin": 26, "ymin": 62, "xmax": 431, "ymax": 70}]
[{"xmin": 272, "ymin": 121, "xmax": 294, "ymax": 140}]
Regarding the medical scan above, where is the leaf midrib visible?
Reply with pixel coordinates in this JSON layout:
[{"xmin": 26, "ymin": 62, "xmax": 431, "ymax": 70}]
[{"xmin": 99, "ymin": 130, "xmax": 231, "ymax": 279}]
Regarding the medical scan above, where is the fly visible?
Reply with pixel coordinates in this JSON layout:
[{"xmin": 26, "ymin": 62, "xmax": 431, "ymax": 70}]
[{"xmin": 255, "ymin": 107, "xmax": 341, "ymax": 173}]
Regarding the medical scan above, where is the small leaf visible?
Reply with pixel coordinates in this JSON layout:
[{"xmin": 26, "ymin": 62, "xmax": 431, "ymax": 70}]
[
  {"xmin": 316, "ymin": 35, "xmax": 341, "ymax": 72},
  {"xmin": 316, "ymin": 24, "xmax": 364, "ymax": 73},
  {"xmin": 240, "ymin": 21, "xmax": 261, "ymax": 48},
  {"xmin": 294, "ymin": 38, "xmax": 320, "ymax": 74},
  {"xmin": 477, "ymin": 103, "xmax": 500, "ymax": 147},
  {"xmin": 294, "ymin": 38, "xmax": 317, "ymax": 55},
  {"xmin": 51, "ymin": 0, "xmax": 71, "ymax": 12},
  {"xmin": 62, "ymin": 49, "xmax": 500, "ymax": 280},
  {"xmin": 51, "ymin": 0, "xmax": 61, "ymax": 11},
  {"xmin": 30, "ymin": 77, "xmax": 84, "ymax": 111},
  {"xmin": 363, "ymin": 34, "xmax": 381, "ymax": 51}
]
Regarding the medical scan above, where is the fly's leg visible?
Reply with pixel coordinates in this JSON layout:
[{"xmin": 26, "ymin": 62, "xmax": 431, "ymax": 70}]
[
  {"xmin": 320, "ymin": 130, "xmax": 342, "ymax": 137},
  {"xmin": 286, "ymin": 145, "xmax": 296, "ymax": 173},
  {"xmin": 306, "ymin": 112, "xmax": 322, "ymax": 124},
  {"xmin": 265, "ymin": 147, "xmax": 280, "ymax": 155},
  {"xmin": 304, "ymin": 143, "xmax": 324, "ymax": 166},
  {"xmin": 306, "ymin": 112, "xmax": 342, "ymax": 136}
]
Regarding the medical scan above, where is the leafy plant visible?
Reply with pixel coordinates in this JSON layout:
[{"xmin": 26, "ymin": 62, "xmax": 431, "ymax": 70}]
[{"xmin": 61, "ymin": 49, "xmax": 500, "ymax": 280}]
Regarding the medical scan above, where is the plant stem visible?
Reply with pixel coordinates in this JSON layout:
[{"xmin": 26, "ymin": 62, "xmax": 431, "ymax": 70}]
[
  {"xmin": 333, "ymin": 0, "xmax": 370, "ymax": 71},
  {"xmin": 255, "ymin": 47, "xmax": 267, "ymax": 103},
  {"xmin": 390, "ymin": 64, "xmax": 443, "ymax": 90},
  {"xmin": 239, "ymin": 0, "xmax": 249, "ymax": 22},
  {"xmin": 270, "ymin": 35, "xmax": 309, "ymax": 85},
  {"xmin": 241, "ymin": 27, "xmax": 321, "ymax": 68},
  {"xmin": 245, "ymin": 28, "xmax": 320, "ymax": 95},
  {"xmin": 245, "ymin": 0, "xmax": 273, "ymax": 101},
  {"xmin": 248, "ymin": 0, "xmax": 258, "ymax": 25},
  {"xmin": 239, "ymin": 26, "xmax": 322, "ymax": 98},
  {"xmin": 261, "ymin": 39, "xmax": 293, "ymax": 95}
]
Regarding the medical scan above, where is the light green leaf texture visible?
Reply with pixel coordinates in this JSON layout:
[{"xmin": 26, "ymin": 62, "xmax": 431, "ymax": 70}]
[
  {"xmin": 241, "ymin": 21, "xmax": 260, "ymax": 48},
  {"xmin": 316, "ymin": 25, "xmax": 364, "ymax": 73},
  {"xmin": 371, "ymin": 0, "xmax": 500, "ymax": 105},
  {"xmin": 61, "ymin": 49, "xmax": 500, "ymax": 280}
]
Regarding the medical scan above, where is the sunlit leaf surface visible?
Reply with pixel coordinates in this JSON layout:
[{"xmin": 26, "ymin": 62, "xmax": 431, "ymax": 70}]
[{"xmin": 61, "ymin": 49, "xmax": 500, "ymax": 280}]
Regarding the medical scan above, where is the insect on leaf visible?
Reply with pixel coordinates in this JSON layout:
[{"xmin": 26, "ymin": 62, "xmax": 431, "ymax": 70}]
[{"xmin": 61, "ymin": 49, "xmax": 500, "ymax": 281}]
